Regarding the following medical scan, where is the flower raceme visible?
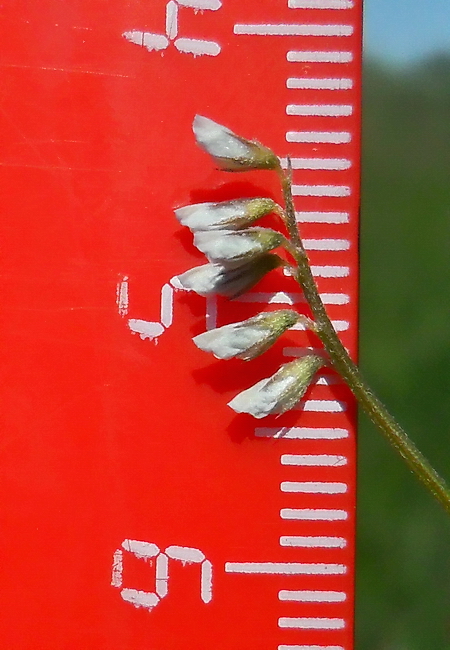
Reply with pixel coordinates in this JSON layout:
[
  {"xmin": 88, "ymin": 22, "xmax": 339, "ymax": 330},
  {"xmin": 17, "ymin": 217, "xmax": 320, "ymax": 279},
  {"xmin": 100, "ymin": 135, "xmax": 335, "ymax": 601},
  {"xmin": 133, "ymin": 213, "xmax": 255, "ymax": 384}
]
[
  {"xmin": 193, "ymin": 115, "xmax": 280, "ymax": 171},
  {"xmin": 228, "ymin": 355, "xmax": 325, "ymax": 419},
  {"xmin": 173, "ymin": 112, "xmax": 450, "ymax": 524},
  {"xmin": 175, "ymin": 115, "xmax": 319, "ymax": 419},
  {"xmin": 175, "ymin": 198, "xmax": 279, "ymax": 232},
  {"xmin": 193, "ymin": 228, "xmax": 284, "ymax": 266},
  {"xmin": 176, "ymin": 253, "xmax": 283, "ymax": 299},
  {"xmin": 193, "ymin": 310, "xmax": 300, "ymax": 361}
]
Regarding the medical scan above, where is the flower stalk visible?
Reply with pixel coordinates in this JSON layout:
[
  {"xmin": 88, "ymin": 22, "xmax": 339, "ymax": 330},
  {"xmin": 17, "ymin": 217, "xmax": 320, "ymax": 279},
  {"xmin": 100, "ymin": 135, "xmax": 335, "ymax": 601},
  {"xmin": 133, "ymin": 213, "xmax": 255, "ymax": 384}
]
[{"xmin": 276, "ymin": 160, "xmax": 450, "ymax": 516}]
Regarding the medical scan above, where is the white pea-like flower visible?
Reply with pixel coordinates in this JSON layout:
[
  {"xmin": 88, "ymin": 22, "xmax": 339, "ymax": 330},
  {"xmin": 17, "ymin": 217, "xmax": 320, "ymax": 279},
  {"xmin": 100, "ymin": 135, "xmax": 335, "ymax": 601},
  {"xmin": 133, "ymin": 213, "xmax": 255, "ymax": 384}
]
[
  {"xmin": 193, "ymin": 310, "xmax": 300, "ymax": 361},
  {"xmin": 174, "ymin": 198, "xmax": 278, "ymax": 232},
  {"xmin": 193, "ymin": 228, "xmax": 283, "ymax": 266},
  {"xmin": 227, "ymin": 355, "xmax": 325, "ymax": 418},
  {"xmin": 193, "ymin": 115, "xmax": 279, "ymax": 171},
  {"xmin": 176, "ymin": 253, "xmax": 283, "ymax": 299}
]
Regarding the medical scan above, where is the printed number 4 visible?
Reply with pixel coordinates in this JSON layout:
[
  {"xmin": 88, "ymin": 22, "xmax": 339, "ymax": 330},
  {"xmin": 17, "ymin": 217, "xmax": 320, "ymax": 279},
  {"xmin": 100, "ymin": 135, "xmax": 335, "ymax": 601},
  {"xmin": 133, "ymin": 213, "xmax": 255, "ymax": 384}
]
[
  {"xmin": 123, "ymin": 0, "xmax": 222, "ymax": 57},
  {"xmin": 111, "ymin": 539, "xmax": 213, "ymax": 610}
]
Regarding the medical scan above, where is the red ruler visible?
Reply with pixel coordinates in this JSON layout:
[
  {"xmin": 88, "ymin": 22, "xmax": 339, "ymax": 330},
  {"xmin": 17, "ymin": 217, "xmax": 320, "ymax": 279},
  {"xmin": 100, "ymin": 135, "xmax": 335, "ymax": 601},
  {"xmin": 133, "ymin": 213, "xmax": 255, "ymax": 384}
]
[{"xmin": 0, "ymin": 1, "xmax": 361, "ymax": 649}]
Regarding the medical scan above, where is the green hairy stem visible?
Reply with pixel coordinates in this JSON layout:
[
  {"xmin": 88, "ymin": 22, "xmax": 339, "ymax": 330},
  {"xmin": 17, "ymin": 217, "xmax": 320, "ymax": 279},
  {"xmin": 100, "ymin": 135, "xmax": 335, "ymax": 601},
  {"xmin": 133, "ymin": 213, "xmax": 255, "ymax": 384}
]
[{"xmin": 276, "ymin": 160, "xmax": 450, "ymax": 515}]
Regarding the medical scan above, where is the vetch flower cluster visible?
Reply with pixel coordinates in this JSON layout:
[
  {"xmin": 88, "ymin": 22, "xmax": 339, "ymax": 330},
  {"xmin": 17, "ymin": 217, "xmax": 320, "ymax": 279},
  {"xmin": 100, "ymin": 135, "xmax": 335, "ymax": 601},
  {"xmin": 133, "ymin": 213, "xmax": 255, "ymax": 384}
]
[
  {"xmin": 175, "ymin": 115, "xmax": 325, "ymax": 417},
  {"xmin": 167, "ymin": 101, "xmax": 450, "ymax": 529},
  {"xmin": 172, "ymin": 114, "xmax": 450, "ymax": 524}
]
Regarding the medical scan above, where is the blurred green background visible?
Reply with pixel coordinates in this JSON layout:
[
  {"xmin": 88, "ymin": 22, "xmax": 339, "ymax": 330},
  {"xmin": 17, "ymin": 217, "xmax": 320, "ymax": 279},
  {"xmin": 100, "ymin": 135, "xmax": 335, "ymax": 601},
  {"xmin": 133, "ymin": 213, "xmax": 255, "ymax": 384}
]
[{"xmin": 357, "ymin": 54, "xmax": 450, "ymax": 648}]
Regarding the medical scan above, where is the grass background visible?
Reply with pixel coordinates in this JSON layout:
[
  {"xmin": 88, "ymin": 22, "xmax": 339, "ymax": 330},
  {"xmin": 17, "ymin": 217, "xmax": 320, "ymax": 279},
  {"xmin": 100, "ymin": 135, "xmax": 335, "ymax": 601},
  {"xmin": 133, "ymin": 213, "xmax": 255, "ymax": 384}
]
[{"xmin": 357, "ymin": 54, "xmax": 450, "ymax": 648}]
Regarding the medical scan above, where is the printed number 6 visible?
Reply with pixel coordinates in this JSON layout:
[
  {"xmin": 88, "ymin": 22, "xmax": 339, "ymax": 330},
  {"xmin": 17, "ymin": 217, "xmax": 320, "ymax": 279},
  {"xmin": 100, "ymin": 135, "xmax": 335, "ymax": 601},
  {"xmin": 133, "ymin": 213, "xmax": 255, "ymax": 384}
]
[{"xmin": 111, "ymin": 539, "xmax": 213, "ymax": 610}]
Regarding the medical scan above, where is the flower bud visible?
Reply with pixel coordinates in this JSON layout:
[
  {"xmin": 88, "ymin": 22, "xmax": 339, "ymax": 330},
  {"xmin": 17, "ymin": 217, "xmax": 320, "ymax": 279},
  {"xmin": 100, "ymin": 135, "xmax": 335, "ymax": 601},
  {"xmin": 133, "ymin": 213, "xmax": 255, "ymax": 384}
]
[
  {"xmin": 175, "ymin": 198, "xmax": 278, "ymax": 232},
  {"xmin": 176, "ymin": 253, "xmax": 283, "ymax": 299},
  {"xmin": 193, "ymin": 115, "xmax": 279, "ymax": 171},
  {"xmin": 193, "ymin": 310, "xmax": 300, "ymax": 361},
  {"xmin": 228, "ymin": 355, "xmax": 325, "ymax": 418},
  {"xmin": 193, "ymin": 228, "xmax": 283, "ymax": 266}
]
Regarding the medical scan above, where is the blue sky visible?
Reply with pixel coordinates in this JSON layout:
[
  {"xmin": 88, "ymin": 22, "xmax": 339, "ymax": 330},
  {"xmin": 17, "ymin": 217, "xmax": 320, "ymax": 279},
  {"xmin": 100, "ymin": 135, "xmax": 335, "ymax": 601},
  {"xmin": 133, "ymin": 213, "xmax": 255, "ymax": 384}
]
[{"xmin": 363, "ymin": 0, "xmax": 450, "ymax": 64}]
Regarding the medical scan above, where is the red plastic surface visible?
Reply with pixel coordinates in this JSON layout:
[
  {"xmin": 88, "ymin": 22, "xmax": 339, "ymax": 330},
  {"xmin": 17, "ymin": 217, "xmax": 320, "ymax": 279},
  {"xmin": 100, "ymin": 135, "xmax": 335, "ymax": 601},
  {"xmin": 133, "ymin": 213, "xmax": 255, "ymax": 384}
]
[{"xmin": 0, "ymin": 1, "xmax": 361, "ymax": 649}]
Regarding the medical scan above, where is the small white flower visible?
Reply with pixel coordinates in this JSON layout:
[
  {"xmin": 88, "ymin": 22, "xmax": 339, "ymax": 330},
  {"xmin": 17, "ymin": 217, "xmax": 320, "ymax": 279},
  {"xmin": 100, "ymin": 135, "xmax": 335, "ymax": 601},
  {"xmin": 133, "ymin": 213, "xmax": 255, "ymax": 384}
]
[
  {"xmin": 174, "ymin": 198, "xmax": 277, "ymax": 232},
  {"xmin": 176, "ymin": 263, "xmax": 225, "ymax": 296},
  {"xmin": 228, "ymin": 355, "xmax": 325, "ymax": 418},
  {"xmin": 193, "ymin": 310, "xmax": 300, "ymax": 361},
  {"xmin": 193, "ymin": 115, "xmax": 279, "ymax": 171},
  {"xmin": 176, "ymin": 253, "xmax": 283, "ymax": 299},
  {"xmin": 193, "ymin": 228, "xmax": 283, "ymax": 265}
]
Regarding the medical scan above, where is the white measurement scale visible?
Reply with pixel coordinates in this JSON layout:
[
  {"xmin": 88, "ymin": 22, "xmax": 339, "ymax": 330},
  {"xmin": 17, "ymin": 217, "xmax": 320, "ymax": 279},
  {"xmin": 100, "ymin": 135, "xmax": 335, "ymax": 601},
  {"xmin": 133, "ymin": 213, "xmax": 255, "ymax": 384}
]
[
  {"xmin": 0, "ymin": 0, "xmax": 360, "ymax": 648},
  {"xmin": 111, "ymin": 0, "xmax": 361, "ymax": 648}
]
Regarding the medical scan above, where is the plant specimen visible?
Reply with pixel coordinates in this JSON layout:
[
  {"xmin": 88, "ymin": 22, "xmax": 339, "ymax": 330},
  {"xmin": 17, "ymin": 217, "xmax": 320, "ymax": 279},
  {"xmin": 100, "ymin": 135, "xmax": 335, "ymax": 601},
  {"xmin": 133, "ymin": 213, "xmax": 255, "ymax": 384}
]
[{"xmin": 176, "ymin": 115, "xmax": 450, "ymax": 513}]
